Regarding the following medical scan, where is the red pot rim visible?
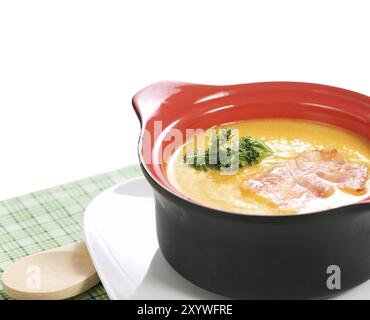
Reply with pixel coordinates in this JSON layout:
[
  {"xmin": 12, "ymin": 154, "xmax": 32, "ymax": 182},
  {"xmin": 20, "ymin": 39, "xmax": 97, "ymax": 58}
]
[{"xmin": 132, "ymin": 81, "xmax": 370, "ymax": 215}]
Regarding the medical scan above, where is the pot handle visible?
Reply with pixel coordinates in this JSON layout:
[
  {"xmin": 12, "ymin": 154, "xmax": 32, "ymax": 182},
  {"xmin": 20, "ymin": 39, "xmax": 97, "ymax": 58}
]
[{"xmin": 132, "ymin": 81, "xmax": 227, "ymax": 126}]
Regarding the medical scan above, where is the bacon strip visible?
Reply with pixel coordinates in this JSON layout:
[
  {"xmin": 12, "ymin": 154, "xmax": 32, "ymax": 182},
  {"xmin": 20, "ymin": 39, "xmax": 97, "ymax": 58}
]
[
  {"xmin": 242, "ymin": 149, "xmax": 368, "ymax": 212},
  {"xmin": 296, "ymin": 149, "xmax": 368, "ymax": 193}
]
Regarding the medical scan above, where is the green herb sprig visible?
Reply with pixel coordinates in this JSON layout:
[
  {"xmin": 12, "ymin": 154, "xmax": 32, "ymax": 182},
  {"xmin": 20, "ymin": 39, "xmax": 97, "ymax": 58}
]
[{"xmin": 183, "ymin": 128, "xmax": 272, "ymax": 171}]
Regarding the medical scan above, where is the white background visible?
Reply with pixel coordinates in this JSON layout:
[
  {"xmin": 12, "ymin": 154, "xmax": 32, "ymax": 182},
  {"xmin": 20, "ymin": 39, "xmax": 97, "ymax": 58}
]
[{"xmin": 0, "ymin": 0, "xmax": 369, "ymax": 200}]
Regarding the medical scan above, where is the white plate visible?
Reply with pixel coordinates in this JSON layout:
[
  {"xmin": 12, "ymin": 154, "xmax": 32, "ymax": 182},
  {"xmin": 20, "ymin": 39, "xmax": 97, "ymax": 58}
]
[
  {"xmin": 84, "ymin": 177, "xmax": 225, "ymax": 300},
  {"xmin": 84, "ymin": 177, "xmax": 370, "ymax": 300}
]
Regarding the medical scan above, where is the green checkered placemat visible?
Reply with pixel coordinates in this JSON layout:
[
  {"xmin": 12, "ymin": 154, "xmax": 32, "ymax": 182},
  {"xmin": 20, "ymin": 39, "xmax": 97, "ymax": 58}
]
[{"xmin": 0, "ymin": 165, "xmax": 142, "ymax": 300}]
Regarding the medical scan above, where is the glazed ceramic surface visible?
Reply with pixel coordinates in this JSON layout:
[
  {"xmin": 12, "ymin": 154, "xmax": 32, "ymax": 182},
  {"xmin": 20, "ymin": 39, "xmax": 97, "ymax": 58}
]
[{"xmin": 133, "ymin": 82, "xmax": 370, "ymax": 299}]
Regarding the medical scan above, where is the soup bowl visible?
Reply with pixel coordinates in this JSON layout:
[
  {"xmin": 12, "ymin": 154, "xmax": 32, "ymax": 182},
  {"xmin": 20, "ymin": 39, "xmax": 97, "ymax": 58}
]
[{"xmin": 132, "ymin": 81, "xmax": 370, "ymax": 299}]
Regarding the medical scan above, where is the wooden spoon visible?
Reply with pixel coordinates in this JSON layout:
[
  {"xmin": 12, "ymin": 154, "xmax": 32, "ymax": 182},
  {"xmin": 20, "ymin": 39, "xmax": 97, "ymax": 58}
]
[{"xmin": 2, "ymin": 242, "xmax": 99, "ymax": 300}]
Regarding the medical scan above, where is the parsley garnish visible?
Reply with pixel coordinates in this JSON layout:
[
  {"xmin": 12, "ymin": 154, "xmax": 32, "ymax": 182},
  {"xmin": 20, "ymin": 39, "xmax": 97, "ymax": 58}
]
[{"xmin": 184, "ymin": 128, "xmax": 272, "ymax": 171}]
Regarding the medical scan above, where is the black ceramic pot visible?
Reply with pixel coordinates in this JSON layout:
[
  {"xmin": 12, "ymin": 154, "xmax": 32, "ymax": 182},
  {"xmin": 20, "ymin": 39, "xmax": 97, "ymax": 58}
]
[{"xmin": 133, "ymin": 81, "xmax": 370, "ymax": 299}]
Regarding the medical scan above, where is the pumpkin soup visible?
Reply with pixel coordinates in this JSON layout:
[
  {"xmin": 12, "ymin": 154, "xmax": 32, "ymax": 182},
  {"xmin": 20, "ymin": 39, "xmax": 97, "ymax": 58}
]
[{"xmin": 166, "ymin": 119, "xmax": 370, "ymax": 215}]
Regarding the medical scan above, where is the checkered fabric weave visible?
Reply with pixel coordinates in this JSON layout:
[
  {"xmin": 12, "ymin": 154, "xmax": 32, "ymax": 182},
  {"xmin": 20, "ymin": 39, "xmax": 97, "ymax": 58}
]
[{"xmin": 0, "ymin": 165, "xmax": 142, "ymax": 300}]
